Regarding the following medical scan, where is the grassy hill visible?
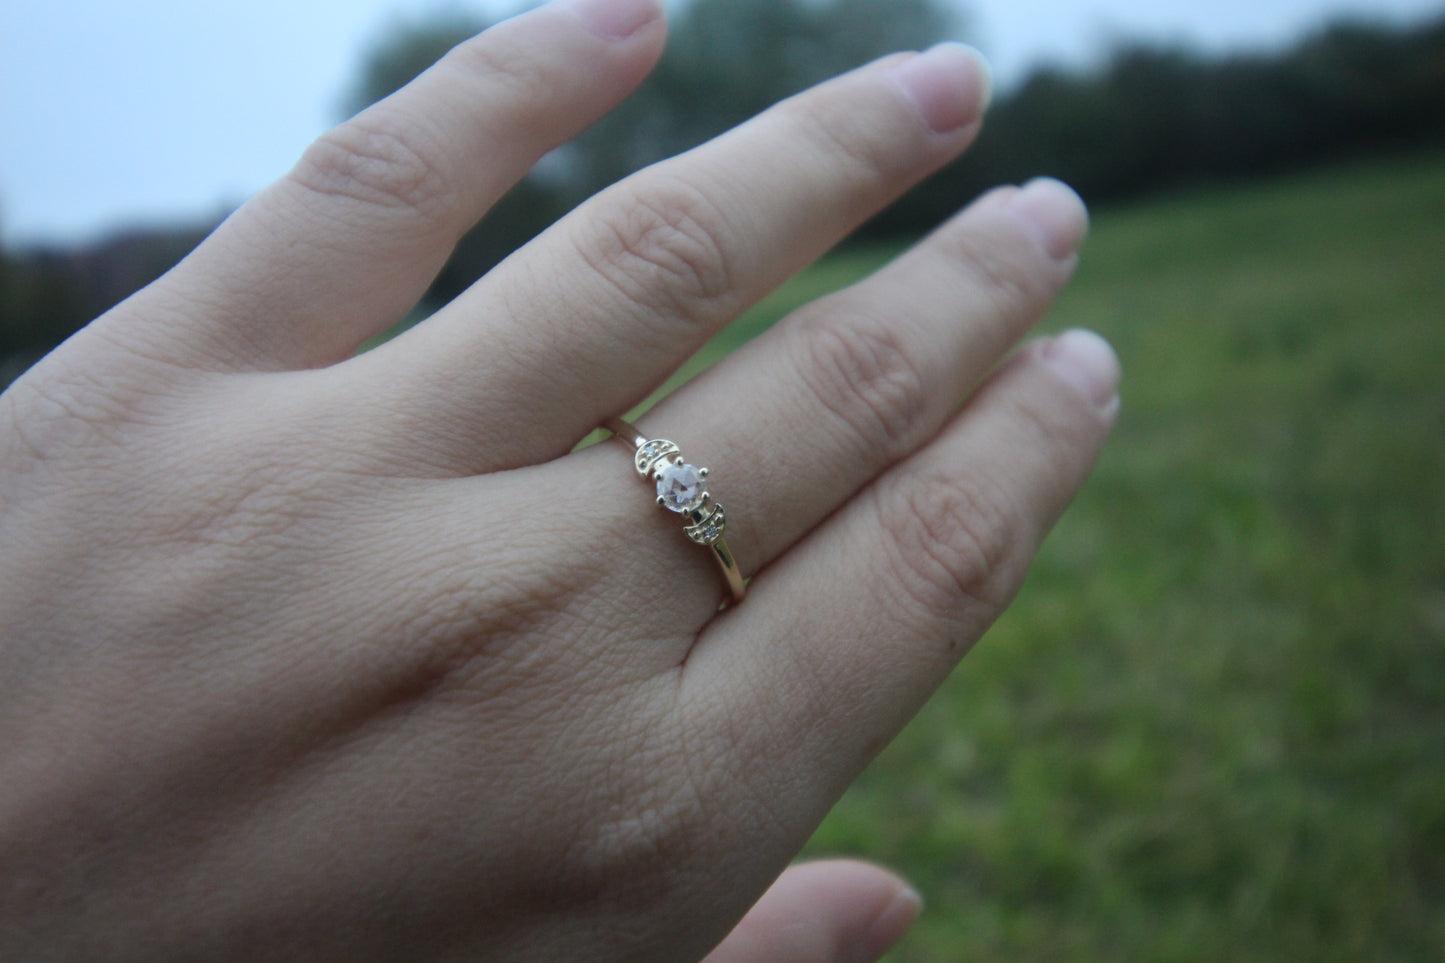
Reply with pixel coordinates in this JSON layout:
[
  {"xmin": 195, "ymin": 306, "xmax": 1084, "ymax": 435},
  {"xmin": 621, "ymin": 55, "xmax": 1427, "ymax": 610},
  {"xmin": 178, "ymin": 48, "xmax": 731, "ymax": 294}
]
[{"xmin": 697, "ymin": 150, "xmax": 1445, "ymax": 961}]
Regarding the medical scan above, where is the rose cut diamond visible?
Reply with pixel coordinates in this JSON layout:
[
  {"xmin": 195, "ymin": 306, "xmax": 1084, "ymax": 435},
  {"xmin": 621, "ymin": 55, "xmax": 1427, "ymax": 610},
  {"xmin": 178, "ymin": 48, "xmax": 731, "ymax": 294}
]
[{"xmin": 656, "ymin": 461, "xmax": 706, "ymax": 513}]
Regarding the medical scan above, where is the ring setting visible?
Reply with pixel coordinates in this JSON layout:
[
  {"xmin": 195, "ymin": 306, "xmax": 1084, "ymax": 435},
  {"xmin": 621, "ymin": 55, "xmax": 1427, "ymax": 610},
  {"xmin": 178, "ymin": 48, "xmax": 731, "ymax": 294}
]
[{"xmin": 607, "ymin": 419, "xmax": 745, "ymax": 603}]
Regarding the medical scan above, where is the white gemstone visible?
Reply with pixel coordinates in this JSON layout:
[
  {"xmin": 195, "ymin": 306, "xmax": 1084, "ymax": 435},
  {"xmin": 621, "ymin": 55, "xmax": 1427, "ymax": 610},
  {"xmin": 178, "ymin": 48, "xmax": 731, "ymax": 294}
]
[{"xmin": 656, "ymin": 461, "xmax": 706, "ymax": 513}]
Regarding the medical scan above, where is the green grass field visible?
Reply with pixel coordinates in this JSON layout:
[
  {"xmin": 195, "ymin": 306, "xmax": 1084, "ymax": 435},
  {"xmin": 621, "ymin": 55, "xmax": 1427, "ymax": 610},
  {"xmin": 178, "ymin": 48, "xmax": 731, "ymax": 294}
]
[{"xmin": 683, "ymin": 151, "xmax": 1445, "ymax": 960}]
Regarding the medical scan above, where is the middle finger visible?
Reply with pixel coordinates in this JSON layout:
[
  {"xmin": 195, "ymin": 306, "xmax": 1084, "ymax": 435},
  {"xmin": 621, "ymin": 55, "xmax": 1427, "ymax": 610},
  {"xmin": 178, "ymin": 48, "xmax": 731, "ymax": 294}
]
[{"xmin": 353, "ymin": 43, "xmax": 992, "ymax": 473}]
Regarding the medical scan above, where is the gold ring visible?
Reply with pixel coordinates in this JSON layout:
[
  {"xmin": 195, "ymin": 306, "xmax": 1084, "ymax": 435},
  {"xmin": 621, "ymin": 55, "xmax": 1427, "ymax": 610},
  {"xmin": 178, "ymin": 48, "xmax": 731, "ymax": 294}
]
[{"xmin": 604, "ymin": 418, "xmax": 746, "ymax": 604}]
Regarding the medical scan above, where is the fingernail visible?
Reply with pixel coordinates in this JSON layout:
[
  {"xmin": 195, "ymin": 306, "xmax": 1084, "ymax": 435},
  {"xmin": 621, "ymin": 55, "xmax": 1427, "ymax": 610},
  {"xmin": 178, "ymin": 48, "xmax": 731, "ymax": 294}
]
[
  {"xmin": 1041, "ymin": 329, "xmax": 1121, "ymax": 412},
  {"xmin": 857, "ymin": 885, "xmax": 924, "ymax": 962},
  {"xmin": 890, "ymin": 43, "xmax": 992, "ymax": 134},
  {"xmin": 558, "ymin": 0, "xmax": 662, "ymax": 39},
  {"xmin": 1004, "ymin": 177, "xmax": 1089, "ymax": 260}
]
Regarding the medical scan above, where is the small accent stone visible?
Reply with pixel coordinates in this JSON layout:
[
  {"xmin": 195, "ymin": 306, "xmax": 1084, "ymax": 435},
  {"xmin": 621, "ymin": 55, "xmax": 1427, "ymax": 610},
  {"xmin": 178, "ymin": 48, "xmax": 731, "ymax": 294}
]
[
  {"xmin": 656, "ymin": 461, "xmax": 706, "ymax": 513},
  {"xmin": 636, "ymin": 439, "xmax": 678, "ymax": 475}
]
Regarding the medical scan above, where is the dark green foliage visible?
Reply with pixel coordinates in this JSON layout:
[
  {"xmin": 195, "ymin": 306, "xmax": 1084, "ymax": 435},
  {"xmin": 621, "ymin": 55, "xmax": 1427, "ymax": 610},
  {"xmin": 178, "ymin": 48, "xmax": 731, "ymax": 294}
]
[{"xmin": 884, "ymin": 14, "xmax": 1445, "ymax": 232}]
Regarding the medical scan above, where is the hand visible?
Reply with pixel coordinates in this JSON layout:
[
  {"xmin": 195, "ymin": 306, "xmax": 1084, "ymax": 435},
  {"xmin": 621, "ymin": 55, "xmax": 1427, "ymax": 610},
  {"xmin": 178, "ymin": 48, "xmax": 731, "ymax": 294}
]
[{"xmin": 0, "ymin": 0, "xmax": 1119, "ymax": 959}]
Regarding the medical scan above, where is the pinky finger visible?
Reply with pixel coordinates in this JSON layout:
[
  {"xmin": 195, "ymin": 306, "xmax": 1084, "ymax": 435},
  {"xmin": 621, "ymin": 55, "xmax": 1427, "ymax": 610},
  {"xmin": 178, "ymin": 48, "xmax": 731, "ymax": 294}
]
[{"xmin": 691, "ymin": 330, "xmax": 1121, "ymax": 820}]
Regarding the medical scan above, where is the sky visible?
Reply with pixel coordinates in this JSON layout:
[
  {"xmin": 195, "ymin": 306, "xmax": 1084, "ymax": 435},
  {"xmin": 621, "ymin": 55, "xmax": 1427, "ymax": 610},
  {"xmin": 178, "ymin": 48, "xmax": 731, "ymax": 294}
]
[{"xmin": 2, "ymin": 0, "xmax": 1441, "ymax": 247}]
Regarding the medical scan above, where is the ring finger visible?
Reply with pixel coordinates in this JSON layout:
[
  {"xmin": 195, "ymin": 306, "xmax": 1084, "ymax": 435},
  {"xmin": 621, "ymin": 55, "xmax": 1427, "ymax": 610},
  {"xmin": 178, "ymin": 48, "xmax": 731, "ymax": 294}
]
[{"xmin": 606, "ymin": 177, "xmax": 1089, "ymax": 617}]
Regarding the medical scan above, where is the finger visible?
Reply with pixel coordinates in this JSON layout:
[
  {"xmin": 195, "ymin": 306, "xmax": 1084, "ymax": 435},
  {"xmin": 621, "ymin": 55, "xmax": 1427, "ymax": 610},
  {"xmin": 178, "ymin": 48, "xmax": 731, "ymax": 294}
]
[
  {"xmin": 691, "ymin": 331, "xmax": 1120, "ymax": 812},
  {"xmin": 702, "ymin": 861, "xmax": 921, "ymax": 963},
  {"xmin": 537, "ymin": 179, "xmax": 1085, "ymax": 628},
  {"xmin": 648, "ymin": 178, "xmax": 1087, "ymax": 583},
  {"xmin": 103, "ymin": 0, "xmax": 667, "ymax": 371},
  {"xmin": 357, "ymin": 42, "xmax": 994, "ymax": 471}
]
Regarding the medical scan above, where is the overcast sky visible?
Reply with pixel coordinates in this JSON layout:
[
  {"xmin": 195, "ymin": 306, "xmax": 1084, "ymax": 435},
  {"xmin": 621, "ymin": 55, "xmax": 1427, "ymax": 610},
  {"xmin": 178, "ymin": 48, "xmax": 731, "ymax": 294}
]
[{"xmin": 2, "ymin": 0, "xmax": 1441, "ymax": 246}]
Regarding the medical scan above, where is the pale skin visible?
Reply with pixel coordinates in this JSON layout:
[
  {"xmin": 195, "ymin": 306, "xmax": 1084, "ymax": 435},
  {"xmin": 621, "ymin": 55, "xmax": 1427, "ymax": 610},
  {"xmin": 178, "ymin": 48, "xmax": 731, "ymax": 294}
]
[{"xmin": 0, "ymin": 0, "xmax": 1121, "ymax": 959}]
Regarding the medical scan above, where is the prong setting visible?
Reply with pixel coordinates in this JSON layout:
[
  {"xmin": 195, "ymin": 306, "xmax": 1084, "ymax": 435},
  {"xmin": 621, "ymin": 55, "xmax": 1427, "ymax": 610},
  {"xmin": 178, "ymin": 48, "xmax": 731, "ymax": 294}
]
[{"xmin": 605, "ymin": 418, "xmax": 744, "ymax": 603}]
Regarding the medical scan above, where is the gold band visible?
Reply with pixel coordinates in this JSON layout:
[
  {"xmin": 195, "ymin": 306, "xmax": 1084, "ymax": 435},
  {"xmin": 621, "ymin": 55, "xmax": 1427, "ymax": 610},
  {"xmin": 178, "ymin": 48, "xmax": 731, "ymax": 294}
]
[{"xmin": 604, "ymin": 417, "xmax": 746, "ymax": 604}]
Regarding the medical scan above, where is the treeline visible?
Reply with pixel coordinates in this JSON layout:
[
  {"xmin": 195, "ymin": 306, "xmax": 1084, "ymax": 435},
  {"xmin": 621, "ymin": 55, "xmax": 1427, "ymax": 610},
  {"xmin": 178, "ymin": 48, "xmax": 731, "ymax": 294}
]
[
  {"xmin": 876, "ymin": 15, "xmax": 1445, "ymax": 234},
  {"xmin": 4, "ymin": 0, "xmax": 1444, "ymax": 383}
]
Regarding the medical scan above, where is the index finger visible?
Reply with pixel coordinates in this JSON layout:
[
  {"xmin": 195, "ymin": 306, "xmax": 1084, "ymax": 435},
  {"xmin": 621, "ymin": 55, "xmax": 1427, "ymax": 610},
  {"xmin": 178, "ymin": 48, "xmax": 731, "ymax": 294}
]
[{"xmin": 99, "ymin": 0, "xmax": 667, "ymax": 372}]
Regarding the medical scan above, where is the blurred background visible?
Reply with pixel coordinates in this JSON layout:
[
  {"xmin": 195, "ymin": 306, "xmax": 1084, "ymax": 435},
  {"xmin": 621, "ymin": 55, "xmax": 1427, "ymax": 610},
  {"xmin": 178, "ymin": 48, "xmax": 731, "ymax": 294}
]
[{"xmin": 4, "ymin": 0, "xmax": 1444, "ymax": 958}]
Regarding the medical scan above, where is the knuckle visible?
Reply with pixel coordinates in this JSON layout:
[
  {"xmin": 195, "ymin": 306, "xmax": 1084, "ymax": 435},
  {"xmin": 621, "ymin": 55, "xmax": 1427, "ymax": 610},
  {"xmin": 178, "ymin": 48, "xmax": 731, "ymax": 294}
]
[
  {"xmin": 0, "ymin": 356, "xmax": 137, "ymax": 469},
  {"xmin": 874, "ymin": 468, "xmax": 1020, "ymax": 624},
  {"xmin": 779, "ymin": 94, "xmax": 914, "ymax": 186},
  {"xmin": 409, "ymin": 560, "xmax": 579, "ymax": 674},
  {"xmin": 944, "ymin": 226, "xmax": 1049, "ymax": 326},
  {"xmin": 1004, "ymin": 377, "xmax": 1086, "ymax": 449},
  {"xmin": 444, "ymin": 28, "xmax": 547, "ymax": 102},
  {"xmin": 374, "ymin": 505, "xmax": 602, "ymax": 681},
  {"xmin": 572, "ymin": 177, "xmax": 735, "ymax": 326},
  {"xmin": 578, "ymin": 778, "xmax": 700, "ymax": 881},
  {"xmin": 560, "ymin": 730, "xmax": 711, "ymax": 906},
  {"xmin": 793, "ymin": 309, "xmax": 929, "ymax": 459},
  {"xmin": 291, "ymin": 114, "xmax": 455, "ymax": 225}
]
